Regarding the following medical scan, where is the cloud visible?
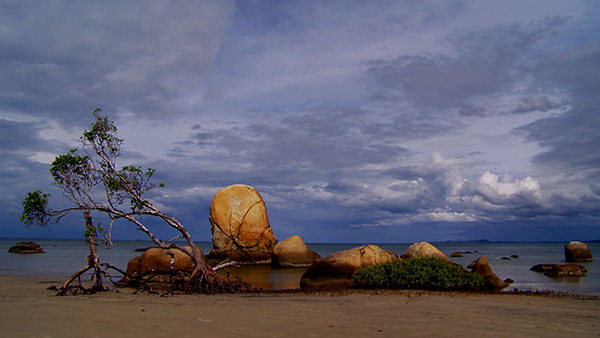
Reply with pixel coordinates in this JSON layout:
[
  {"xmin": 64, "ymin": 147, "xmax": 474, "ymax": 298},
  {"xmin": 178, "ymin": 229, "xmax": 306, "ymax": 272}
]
[
  {"xmin": 515, "ymin": 44, "xmax": 600, "ymax": 182},
  {"xmin": 1, "ymin": 2, "xmax": 598, "ymax": 241},
  {"xmin": 367, "ymin": 18, "xmax": 567, "ymax": 116},
  {"xmin": 510, "ymin": 96, "xmax": 563, "ymax": 115},
  {"xmin": 0, "ymin": 1, "xmax": 234, "ymax": 124}
]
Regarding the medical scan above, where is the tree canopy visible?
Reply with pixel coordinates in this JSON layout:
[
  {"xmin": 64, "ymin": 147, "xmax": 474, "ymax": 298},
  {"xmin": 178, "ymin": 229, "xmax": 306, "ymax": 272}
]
[{"xmin": 21, "ymin": 110, "xmax": 241, "ymax": 294}]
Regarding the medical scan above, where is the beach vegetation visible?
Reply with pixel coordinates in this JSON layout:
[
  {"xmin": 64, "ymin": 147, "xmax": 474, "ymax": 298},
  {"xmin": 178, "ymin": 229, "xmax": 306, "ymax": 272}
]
[
  {"xmin": 21, "ymin": 109, "xmax": 247, "ymax": 295},
  {"xmin": 352, "ymin": 256, "xmax": 485, "ymax": 291}
]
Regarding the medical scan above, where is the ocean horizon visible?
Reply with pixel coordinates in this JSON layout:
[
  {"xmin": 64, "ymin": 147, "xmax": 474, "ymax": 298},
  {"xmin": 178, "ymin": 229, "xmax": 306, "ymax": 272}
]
[{"xmin": 1, "ymin": 238, "xmax": 598, "ymax": 295}]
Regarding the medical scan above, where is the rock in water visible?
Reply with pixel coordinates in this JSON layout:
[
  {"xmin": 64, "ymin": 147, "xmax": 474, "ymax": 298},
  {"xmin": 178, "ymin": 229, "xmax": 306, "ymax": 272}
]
[
  {"xmin": 530, "ymin": 264, "xmax": 587, "ymax": 277},
  {"xmin": 564, "ymin": 241, "xmax": 593, "ymax": 262},
  {"xmin": 467, "ymin": 256, "xmax": 508, "ymax": 290},
  {"xmin": 207, "ymin": 184, "xmax": 278, "ymax": 264},
  {"xmin": 272, "ymin": 235, "xmax": 321, "ymax": 267},
  {"xmin": 8, "ymin": 241, "xmax": 45, "ymax": 254},
  {"xmin": 400, "ymin": 242, "xmax": 451, "ymax": 262},
  {"xmin": 300, "ymin": 245, "xmax": 398, "ymax": 289}
]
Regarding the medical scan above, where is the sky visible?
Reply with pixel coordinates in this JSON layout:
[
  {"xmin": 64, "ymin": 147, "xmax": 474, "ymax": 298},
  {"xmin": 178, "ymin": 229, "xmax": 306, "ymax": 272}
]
[{"xmin": 1, "ymin": 1, "xmax": 599, "ymax": 243}]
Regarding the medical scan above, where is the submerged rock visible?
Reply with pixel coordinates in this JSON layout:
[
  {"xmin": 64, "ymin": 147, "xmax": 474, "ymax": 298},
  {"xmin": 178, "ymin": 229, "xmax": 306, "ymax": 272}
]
[
  {"xmin": 450, "ymin": 252, "xmax": 463, "ymax": 258},
  {"xmin": 300, "ymin": 245, "xmax": 398, "ymax": 289},
  {"xmin": 467, "ymin": 256, "xmax": 508, "ymax": 290},
  {"xmin": 564, "ymin": 241, "xmax": 593, "ymax": 263},
  {"xmin": 207, "ymin": 184, "xmax": 278, "ymax": 264},
  {"xmin": 8, "ymin": 241, "xmax": 44, "ymax": 254},
  {"xmin": 530, "ymin": 264, "xmax": 587, "ymax": 277},
  {"xmin": 272, "ymin": 235, "xmax": 321, "ymax": 267},
  {"xmin": 400, "ymin": 242, "xmax": 451, "ymax": 262}
]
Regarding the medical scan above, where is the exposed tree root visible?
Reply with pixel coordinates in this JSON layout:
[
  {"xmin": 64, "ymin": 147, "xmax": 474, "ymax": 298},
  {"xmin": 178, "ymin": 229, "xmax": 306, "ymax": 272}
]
[{"xmin": 124, "ymin": 266, "xmax": 256, "ymax": 295}]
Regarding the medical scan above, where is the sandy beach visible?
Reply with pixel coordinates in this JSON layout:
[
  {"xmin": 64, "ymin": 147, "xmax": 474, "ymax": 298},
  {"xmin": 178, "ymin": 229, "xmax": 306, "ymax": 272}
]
[{"xmin": 0, "ymin": 276, "xmax": 598, "ymax": 337}]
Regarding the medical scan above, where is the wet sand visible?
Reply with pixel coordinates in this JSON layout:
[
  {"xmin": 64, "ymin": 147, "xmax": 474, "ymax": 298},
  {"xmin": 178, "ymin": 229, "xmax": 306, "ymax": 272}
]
[{"xmin": 0, "ymin": 275, "xmax": 598, "ymax": 337}]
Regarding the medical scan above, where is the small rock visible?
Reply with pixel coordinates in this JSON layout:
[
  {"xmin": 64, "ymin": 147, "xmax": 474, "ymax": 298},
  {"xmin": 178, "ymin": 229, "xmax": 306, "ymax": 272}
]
[
  {"xmin": 272, "ymin": 235, "xmax": 321, "ymax": 267},
  {"xmin": 564, "ymin": 241, "xmax": 593, "ymax": 262},
  {"xmin": 450, "ymin": 252, "xmax": 463, "ymax": 257},
  {"xmin": 500, "ymin": 257, "xmax": 511, "ymax": 260},
  {"xmin": 467, "ymin": 256, "xmax": 508, "ymax": 289},
  {"xmin": 504, "ymin": 278, "xmax": 514, "ymax": 284},
  {"xmin": 8, "ymin": 241, "xmax": 45, "ymax": 254},
  {"xmin": 510, "ymin": 255, "xmax": 519, "ymax": 259},
  {"xmin": 400, "ymin": 242, "xmax": 451, "ymax": 262},
  {"xmin": 530, "ymin": 264, "xmax": 587, "ymax": 277}
]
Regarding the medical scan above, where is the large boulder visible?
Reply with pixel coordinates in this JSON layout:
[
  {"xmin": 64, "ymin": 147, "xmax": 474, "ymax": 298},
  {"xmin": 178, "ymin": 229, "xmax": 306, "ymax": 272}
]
[
  {"xmin": 564, "ymin": 241, "xmax": 593, "ymax": 262},
  {"xmin": 300, "ymin": 245, "xmax": 398, "ymax": 289},
  {"xmin": 531, "ymin": 264, "xmax": 587, "ymax": 277},
  {"xmin": 272, "ymin": 236, "xmax": 321, "ymax": 267},
  {"xmin": 400, "ymin": 242, "xmax": 450, "ymax": 262},
  {"xmin": 122, "ymin": 247, "xmax": 199, "ymax": 282},
  {"xmin": 207, "ymin": 184, "xmax": 278, "ymax": 264},
  {"xmin": 467, "ymin": 256, "xmax": 508, "ymax": 290},
  {"xmin": 8, "ymin": 241, "xmax": 44, "ymax": 254}
]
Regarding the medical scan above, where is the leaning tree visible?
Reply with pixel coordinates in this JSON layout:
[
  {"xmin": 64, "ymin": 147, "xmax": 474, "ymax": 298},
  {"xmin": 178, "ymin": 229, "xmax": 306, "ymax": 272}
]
[{"xmin": 21, "ymin": 110, "xmax": 242, "ymax": 295}]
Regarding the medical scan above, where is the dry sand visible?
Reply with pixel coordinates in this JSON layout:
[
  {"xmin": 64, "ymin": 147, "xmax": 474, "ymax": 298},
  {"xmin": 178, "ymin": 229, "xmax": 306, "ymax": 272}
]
[{"xmin": 0, "ymin": 275, "xmax": 598, "ymax": 337}]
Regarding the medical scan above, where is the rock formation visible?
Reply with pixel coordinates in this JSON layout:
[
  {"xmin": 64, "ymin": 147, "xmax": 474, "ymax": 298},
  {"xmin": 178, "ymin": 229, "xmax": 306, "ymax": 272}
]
[
  {"xmin": 122, "ymin": 247, "xmax": 198, "ymax": 282},
  {"xmin": 564, "ymin": 241, "xmax": 593, "ymax": 262},
  {"xmin": 272, "ymin": 235, "xmax": 321, "ymax": 267},
  {"xmin": 8, "ymin": 241, "xmax": 44, "ymax": 254},
  {"xmin": 467, "ymin": 256, "xmax": 508, "ymax": 289},
  {"xmin": 207, "ymin": 184, "xmax": 278, "ymax": 264},
  {"xmin": 300, "ymin": 245, "xmax": 398, "ymax": 289},
  {"xmin": 400, "ymin": 242, "xmax": 451, "ymax": 262},
  {"xmin": 530, "ymin": 264, "xmax": 587, "ymax": 277}
]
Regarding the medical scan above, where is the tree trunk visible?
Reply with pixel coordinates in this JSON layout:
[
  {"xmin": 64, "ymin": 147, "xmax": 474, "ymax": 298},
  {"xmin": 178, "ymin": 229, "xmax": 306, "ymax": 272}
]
[{"xmin": 84, "ymin": 210, "xmax": 104, "ymax": 292}]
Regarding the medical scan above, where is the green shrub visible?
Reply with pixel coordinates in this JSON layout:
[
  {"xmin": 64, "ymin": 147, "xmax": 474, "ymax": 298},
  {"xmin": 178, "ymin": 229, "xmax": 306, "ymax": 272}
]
[{"xmin": 352, "ymin": 256, "xmax": 484, "ymax": 291}]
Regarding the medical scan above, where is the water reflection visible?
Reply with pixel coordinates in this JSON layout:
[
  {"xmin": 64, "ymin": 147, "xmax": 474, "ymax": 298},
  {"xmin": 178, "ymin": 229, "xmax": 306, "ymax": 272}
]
[{"xmin": 218, "ymin": 265, "xmax": 308, "ymax": 290}]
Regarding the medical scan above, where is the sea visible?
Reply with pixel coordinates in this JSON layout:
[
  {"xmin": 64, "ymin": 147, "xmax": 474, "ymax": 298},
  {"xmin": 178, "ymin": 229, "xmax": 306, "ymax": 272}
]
[{"xmin": 1, "ymin": 238, "xmax": 598, "ymax": 295}]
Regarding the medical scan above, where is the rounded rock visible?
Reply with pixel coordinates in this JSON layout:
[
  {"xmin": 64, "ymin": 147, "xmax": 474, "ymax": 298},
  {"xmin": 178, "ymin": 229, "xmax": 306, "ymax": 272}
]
[
  {"xmin": 300, "ymin": 245, "xmax": 398, "ymax": 289},
  {"xmin": 272, "ymin": 235, "xmax": 321, "ymax": 267},
  {"xmin": 208, "ymin": 184, "xmax": 277, "ymax": 264},
  {"xmin": 564, "ymin": 241, "xmax": 593, "ymax": 262},
  {"xmin": 400, "ymin": 242, "xmax": 451, "ymax": 262}
]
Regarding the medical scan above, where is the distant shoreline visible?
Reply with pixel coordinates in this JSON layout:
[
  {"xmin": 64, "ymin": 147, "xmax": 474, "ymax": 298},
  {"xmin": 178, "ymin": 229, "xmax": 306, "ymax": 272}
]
[{"xmin": 2, "ymin": 237, "xmax": 599, "ymax": 244}]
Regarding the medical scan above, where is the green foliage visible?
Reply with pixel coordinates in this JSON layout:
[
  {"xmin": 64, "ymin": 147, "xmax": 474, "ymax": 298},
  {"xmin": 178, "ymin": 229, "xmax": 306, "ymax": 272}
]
[
  {"xmin": 82, "ymin": 108, "xmax": 122, "ymax": 156},
  {"xmin": 21, "ymin": 110, "xmax": 164, "ymax": 231},
  {"xmin": 352, "ymin": 256, "xmax": 484, "ymax": 291},
  {"xmin": 20, "ymin": 190, "xmax": 50, "ymax": 225},
  {"xmin": 83, "ymin": 224, "xmax": 97, "ymax": 238},
  {"xmin": 50, "ymin": 149, "xmax": 93, "ymax": 187}
]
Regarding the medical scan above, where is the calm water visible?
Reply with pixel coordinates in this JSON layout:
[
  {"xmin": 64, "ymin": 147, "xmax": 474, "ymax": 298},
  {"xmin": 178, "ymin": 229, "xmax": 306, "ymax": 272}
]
[{"xmin": 1, "ymin": 238, "xmax": 598, "ymax": 295}]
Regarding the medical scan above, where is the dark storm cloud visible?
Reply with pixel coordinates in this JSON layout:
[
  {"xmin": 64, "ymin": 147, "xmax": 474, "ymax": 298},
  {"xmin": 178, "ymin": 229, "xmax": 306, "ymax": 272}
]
[
  {"xmin": 510, "ymin": 96, "xmax": 563, "ymax": 115},
  {"xmin": 360, "ymin": 110, "xmax": 467, "ymax": 140},
  {"xmin": 367, "ymin": 19, "xmax": 566, "ymax": 113},
  {"xmin": 0, "ymin": 1, "xmax": 233, "ymax": 125},
  {"xmin": 0, "ymin": 119, "xmax": 47, "ymax": 151},
  {"xmin": 515, "ymin": 44, "xmax": 600, "ymax": 177}
]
